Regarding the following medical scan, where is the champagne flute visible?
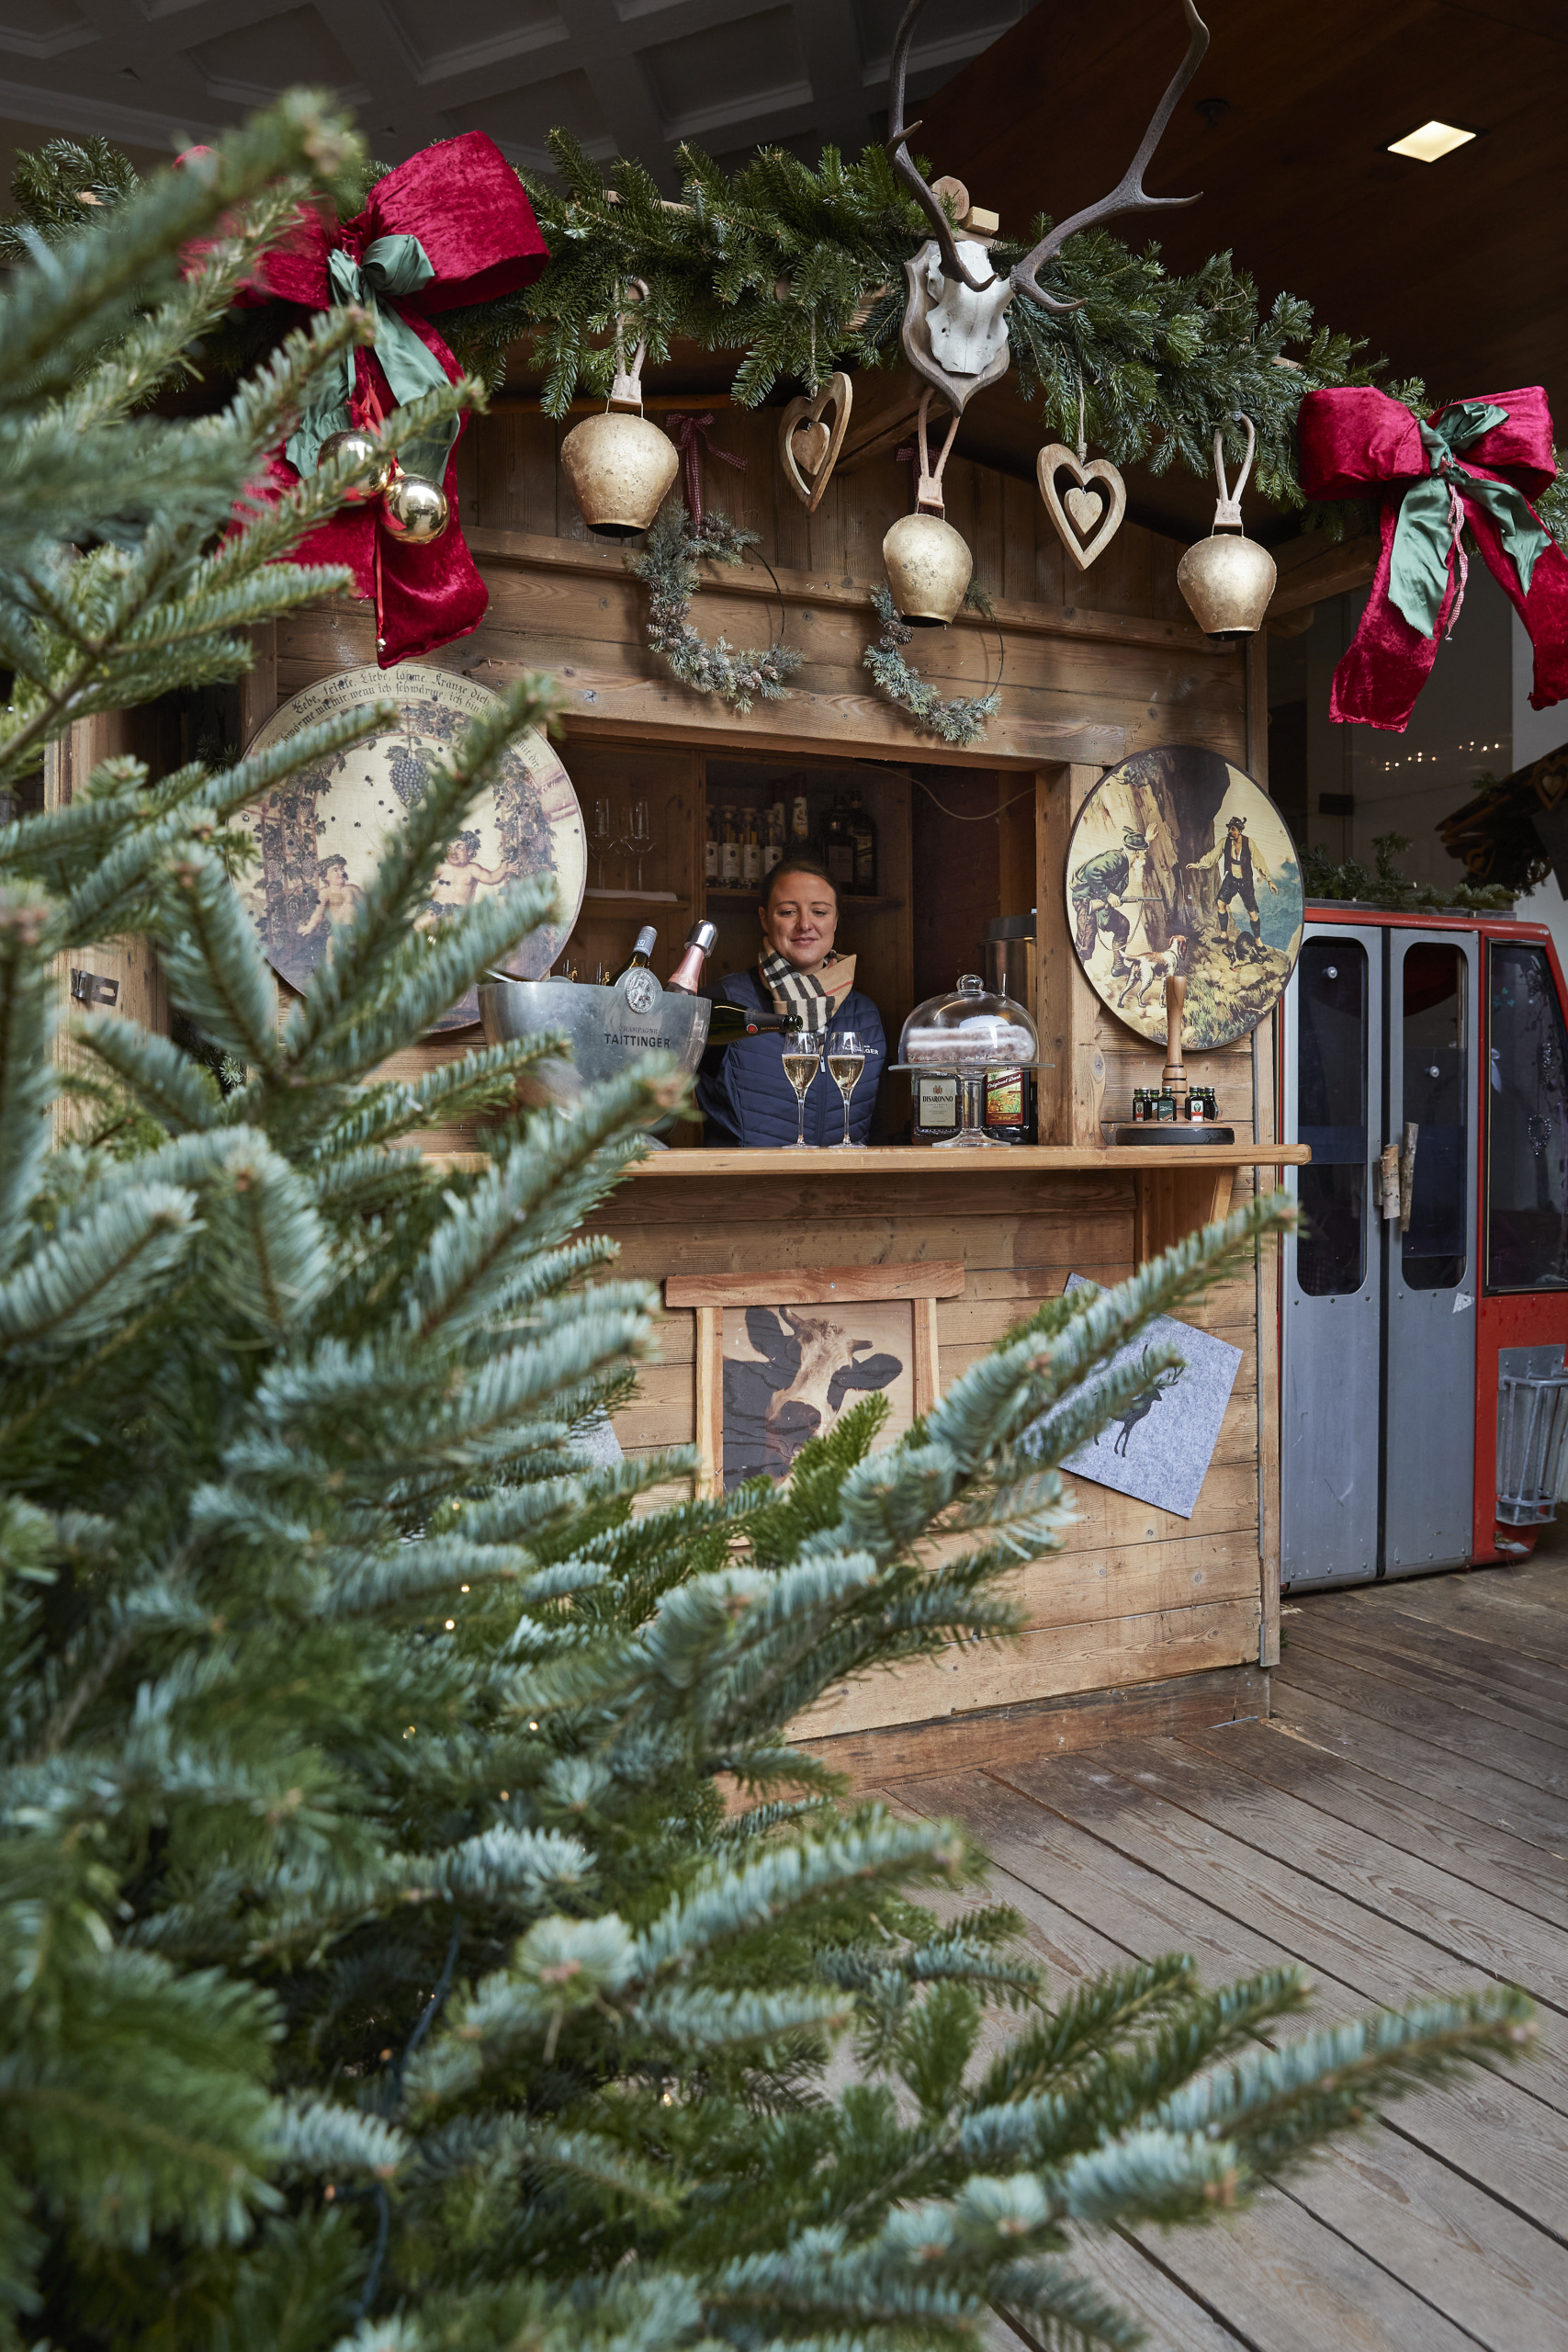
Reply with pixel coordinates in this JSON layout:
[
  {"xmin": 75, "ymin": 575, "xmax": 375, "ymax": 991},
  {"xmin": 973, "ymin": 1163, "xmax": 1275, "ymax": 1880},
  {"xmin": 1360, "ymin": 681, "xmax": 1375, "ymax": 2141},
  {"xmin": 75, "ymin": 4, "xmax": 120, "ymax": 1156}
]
[
  {"xmin": 625, "ymin": 797, "xmax": 654, "ymax": 892},
  {"xmin": 591, "ymin": 796, "xmax": 613, "ymax": 889},
  {"xmin": 780, "ymin": 1027, "xmax": 825, "ymax": 1151},
  {"xmin": 827, "ymin": 1028, "xmax": 867, "ymax": 1149}
]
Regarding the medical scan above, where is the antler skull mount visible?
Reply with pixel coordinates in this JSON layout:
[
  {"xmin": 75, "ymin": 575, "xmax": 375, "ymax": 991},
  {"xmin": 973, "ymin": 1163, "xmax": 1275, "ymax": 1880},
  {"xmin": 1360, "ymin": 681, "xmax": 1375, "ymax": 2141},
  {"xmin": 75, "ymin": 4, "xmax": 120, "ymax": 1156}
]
[{"xmin": 887, "ymin": 0, "xmax": 1211, "ymax": 409}]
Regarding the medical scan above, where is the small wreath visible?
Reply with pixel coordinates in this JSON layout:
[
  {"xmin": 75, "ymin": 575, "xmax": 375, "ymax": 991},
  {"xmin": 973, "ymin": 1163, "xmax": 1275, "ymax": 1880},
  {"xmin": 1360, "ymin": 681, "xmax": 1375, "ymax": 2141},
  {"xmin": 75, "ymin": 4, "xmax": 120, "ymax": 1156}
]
[
  {"xmin": 625, "ymin": 499, "xmax": 801, "ymax": 716},
  {"xmin": 863, "ymin": 581, "xmax": 1003, "ymax": 747}
]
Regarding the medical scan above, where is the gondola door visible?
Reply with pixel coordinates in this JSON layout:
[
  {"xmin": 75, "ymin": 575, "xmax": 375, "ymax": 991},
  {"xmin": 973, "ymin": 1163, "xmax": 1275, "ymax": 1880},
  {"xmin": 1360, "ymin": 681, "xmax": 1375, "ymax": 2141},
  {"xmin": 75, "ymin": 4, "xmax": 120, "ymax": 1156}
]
[
  {"xmin": 1281, "ymin": 922, "xmax": 1480, "ymax": 1586},
  {"xmin": 1382, "ymin": 931, "xmax": 1479, "ymax": 1571},
  {"xmin": 1281, "ymin": 927, "xmax": 1382, "ymax": 1583}
]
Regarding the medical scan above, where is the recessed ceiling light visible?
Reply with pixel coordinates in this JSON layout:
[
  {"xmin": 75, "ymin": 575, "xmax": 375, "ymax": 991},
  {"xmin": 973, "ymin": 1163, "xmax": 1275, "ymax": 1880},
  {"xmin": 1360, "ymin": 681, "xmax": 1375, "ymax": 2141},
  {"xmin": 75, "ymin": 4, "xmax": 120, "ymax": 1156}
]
[{"xmin": 1387, "ymin": 120, "xmax": 1476, "ymax": 163}]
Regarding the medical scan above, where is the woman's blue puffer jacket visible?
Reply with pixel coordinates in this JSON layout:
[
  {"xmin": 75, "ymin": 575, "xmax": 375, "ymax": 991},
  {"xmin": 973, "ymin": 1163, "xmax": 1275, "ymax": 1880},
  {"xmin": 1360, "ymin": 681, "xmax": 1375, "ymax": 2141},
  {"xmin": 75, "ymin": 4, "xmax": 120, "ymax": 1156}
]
[{"xmin": 694, "ymin": 965, "xmax": 886, "ymax": 1148}]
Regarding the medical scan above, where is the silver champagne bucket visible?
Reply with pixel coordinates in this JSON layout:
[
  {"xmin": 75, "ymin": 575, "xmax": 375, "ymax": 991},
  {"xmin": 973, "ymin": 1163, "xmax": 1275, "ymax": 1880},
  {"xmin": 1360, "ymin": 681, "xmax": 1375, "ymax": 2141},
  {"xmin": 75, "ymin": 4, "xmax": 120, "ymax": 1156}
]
[{"xmin": 479, "ymin": 969, "xmax": 712, "ymax": 1112}]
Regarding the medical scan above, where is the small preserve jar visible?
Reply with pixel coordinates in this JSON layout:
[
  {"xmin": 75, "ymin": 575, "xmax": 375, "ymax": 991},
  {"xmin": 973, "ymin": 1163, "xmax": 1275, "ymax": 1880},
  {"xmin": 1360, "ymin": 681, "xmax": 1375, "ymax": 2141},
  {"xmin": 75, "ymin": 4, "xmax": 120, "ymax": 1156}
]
[{"xmin": 901, "ymin": 973, "xmax": 1040, "ymax": 1148}]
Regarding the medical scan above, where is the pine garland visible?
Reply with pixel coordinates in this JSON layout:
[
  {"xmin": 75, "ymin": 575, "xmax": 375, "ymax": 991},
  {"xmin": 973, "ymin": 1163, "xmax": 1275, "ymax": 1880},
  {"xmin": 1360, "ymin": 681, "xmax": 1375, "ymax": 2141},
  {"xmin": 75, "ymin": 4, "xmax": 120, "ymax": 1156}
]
[
  {"xmin": 494, "ymin": 131, "xmax": 1371, "ymax": 516},
  {"xmin": 864, "ymin": 581, "xmax": 1001, "ymax": 745},
  {"xmin": 625, "ymin": 496, "xmax": 802, "ymax": 712},
  {"xmin": 12, "ymin": 120, "xmax": 1566, "ymax": 549}
]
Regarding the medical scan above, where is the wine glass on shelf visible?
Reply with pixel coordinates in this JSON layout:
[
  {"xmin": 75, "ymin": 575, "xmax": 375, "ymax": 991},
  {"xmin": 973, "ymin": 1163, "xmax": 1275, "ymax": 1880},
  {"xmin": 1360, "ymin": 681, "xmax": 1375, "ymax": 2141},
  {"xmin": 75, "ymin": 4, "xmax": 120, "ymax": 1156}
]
[
  {"xmin": 590, "ymin": 796, "xmax": 613, "ymax": 889},
  {"xmin": 780, "ymin": 1028, "xmax": 825, "ymax": 1151},
  {"xmin": 827, "ymin": 1029, "xmax": 867, "ymax": 1149},
  {"xmin": 624, "ymin": 797, "xmax": 655, "ymax": 892}
]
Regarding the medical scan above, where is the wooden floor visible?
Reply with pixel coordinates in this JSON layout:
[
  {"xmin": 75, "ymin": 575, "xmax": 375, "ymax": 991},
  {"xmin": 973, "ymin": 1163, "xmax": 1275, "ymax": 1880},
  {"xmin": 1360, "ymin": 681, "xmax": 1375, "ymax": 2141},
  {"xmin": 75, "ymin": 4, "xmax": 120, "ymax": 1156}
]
[{"xmin": 884, "ymin": 1546, "xmax": 1568, "ymax": 2351}]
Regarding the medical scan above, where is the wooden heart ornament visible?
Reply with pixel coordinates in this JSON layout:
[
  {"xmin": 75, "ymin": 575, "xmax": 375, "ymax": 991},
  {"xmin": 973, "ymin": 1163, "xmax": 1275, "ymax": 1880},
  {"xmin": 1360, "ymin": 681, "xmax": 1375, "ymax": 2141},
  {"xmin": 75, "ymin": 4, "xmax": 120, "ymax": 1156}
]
[
  {"xmin": 779, "ymin": 371, "xmax": 852, "ymax": 513},
  {"xmin": 1036, "ymin": 443, "xmax": 1126, "ymax": 571}
]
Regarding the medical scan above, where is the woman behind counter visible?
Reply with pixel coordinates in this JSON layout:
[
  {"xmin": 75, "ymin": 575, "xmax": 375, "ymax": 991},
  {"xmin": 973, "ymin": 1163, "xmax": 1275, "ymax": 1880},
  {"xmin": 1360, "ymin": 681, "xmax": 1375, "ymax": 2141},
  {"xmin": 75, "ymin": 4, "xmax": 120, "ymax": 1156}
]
[{"xmin": 696, "ymin": 859, "xmax": 887, "ymax": 1147}]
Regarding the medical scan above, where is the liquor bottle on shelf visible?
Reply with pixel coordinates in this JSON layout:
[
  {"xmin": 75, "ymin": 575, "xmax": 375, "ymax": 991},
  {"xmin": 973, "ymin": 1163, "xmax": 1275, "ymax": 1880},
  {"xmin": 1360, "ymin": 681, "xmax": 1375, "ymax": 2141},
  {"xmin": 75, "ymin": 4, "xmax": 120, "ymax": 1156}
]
[
  {"xmin": 704, "ymin": 804, "xmax": 719, "ymax": 884},
  {"xmin": 1131, "ymin": 1089, "xmax": 1148, "ymax": 1124},
  {"xmin": 1156, "ymin": 1084, "xmax": 1177, "ymax": 1123},
  {"xmin": 719, "ymin": 806, "xmax": 740, "ymax": 885},
  {"xmin": 821, "ymin": 794, "xmax": 854, "ymax": 891},
  {"xmin": 983, "ymin": 1064, "xmax": 1031, "ymax": 1143},
  {"xmin": 763, "ymin": 801, "xmax": 784, "ymax": 875},
  {"xmin": 848, "ymin": 787, "xmax": 876, "ymax": 896},
  {"xmin": 740, "ymin": 807, "xmax": 761, "ymax": 888},
  {"xmin": 790, "ymin": 787, "xmax": 810, "ymax": 849},
  {"xmin": 614, "ymin": 923, "xmax": 657, "ymax": 980},
  {"xmin": 911, "ymin": 1071, "xmax": 958, "ymax": 1140}
]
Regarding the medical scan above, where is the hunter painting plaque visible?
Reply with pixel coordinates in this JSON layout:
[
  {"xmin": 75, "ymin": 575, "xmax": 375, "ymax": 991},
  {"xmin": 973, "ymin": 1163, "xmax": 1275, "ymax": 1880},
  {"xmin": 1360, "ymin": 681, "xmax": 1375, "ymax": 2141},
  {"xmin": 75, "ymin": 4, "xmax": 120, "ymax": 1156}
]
[
  {"xmin": 239, "ymin": 665, "xmax": 586, "ymax": 1031},
  {"xmin": 1066, "ymin": 745, "xmax": 1303, "ymax": 1050}
]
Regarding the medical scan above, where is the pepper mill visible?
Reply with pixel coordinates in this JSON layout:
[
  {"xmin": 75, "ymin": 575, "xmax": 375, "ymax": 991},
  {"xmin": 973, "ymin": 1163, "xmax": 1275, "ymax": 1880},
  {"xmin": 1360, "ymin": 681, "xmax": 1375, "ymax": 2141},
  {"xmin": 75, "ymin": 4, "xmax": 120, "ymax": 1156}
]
[{"xmin": 1163, "ymin": 975, "xmax": 1188, "ymax": 1113}]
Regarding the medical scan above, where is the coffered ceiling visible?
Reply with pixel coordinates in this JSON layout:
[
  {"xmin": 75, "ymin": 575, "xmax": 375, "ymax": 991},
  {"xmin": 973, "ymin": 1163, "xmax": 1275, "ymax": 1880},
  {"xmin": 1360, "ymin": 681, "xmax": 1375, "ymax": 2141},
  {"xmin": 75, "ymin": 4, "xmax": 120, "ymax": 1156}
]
[{"xmin": 0, "ymin": 0, "xmax": 1034, "ymax": 185}]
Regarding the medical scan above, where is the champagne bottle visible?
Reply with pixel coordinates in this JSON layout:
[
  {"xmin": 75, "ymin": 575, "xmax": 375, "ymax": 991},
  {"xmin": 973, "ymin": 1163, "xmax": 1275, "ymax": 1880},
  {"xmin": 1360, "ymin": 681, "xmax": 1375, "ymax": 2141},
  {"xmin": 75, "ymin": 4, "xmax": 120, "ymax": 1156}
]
[
  {"xmin": 666, "ymin": 919, "xmax": 718, "ymax": 995},
  {"xmin": 705, "ymin": 1002, "xmax": 801, "ymax": 1043},
  {"xmin": 762, "ymin": 801, "xmax": 784, "ymax": 875},
  {"xmin": 615, "ymin": 923, "xmax": 657, "ymax": 979},
  {"xmin": 704, "ymin": 804, "xmax": 718, "ymax": 883},
  {"xmin": 740, "ymin": 807, "xmax": 761, "ymax": 888},
  {"xmin": 720, "ymin": 807, "xmax": 740, "ymax": 885},
  {"xmin": 848, "ymin": 787, "xmax": 876, "ymax": 895}
]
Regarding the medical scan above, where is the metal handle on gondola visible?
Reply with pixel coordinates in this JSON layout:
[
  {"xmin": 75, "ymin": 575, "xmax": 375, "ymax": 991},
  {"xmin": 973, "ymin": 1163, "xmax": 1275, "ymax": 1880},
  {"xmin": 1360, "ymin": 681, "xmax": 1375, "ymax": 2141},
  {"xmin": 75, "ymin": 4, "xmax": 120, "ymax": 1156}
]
[{"xmin": 1398, "ymin": 1121, "xmax": 1418, "ymax": 1234}]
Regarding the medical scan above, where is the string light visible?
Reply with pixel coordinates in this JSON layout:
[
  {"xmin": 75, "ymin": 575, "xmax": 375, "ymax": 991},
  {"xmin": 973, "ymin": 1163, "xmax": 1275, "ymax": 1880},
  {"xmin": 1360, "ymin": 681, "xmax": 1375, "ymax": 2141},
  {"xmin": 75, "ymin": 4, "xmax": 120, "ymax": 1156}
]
[{"xmin": 445, "ymin": 1618, "xmax": 456, "ymax": 1630}]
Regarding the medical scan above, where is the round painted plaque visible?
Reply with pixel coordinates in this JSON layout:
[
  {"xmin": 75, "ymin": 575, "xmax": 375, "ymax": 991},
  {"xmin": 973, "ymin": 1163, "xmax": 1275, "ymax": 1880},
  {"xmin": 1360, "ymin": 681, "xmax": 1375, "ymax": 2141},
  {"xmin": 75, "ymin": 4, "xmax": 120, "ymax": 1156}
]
[
  {"xmin": 1066, "ymin": 745, "xmax": 1303, "ymax": 1051},
  {"xmin": 238, "ymin": 665, "xmax": 586, "ymax": 1032}
]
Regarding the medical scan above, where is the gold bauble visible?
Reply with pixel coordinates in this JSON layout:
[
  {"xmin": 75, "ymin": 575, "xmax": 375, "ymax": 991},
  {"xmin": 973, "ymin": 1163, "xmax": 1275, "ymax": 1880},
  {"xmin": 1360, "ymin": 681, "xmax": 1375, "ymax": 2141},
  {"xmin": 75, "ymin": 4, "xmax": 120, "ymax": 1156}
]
[
  {"xmin": 882, "ymin": 510, "xmax": 973, "ymax": 627},
  {"xmin": 1176, "ymin": 529, "xmax": 1277, "ymax": 640},
  {"xmin": 315, "ymin": 428, "xmax": 392, "ymax": 502},
  {"xmin": 559, "ymin": 409, "xmax": 679, "ymax": 538},
  {"xmin": 379, "ymin": 473, "xmax": 450, "ymax": 546}
]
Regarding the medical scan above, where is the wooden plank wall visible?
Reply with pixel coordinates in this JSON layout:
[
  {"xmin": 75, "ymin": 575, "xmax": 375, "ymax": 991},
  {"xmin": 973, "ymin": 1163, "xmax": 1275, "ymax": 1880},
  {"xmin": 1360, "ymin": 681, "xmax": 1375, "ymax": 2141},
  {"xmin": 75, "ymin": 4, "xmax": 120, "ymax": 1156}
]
[
  {"xmin": 599, "ymin": 1162, "xmax": 1266, "ymax": 1734},
  {"xmin": 274, "ymin": 401, "xmax": 1246, "ymax": 775}
]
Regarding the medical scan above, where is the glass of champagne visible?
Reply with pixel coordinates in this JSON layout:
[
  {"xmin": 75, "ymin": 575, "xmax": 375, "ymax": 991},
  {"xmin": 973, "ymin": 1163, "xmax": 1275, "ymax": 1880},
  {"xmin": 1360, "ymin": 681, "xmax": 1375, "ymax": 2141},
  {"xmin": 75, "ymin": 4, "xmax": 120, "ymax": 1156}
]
[
  {"xmin": 781, "ymin": 1028, "xmax": 825, "ymax": 1150},
  {"xmin": 827, "ymin": 1029, "xmax": 867, "ymax": 1148}
]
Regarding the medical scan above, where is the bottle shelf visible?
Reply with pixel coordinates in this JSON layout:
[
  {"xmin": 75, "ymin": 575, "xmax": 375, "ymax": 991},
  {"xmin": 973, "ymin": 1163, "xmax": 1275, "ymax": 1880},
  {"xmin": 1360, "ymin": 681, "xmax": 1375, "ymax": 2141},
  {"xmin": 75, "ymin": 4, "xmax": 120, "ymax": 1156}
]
[
  {"xmin": 704, "ymin": 888, "xmax": 904, "ymax": 910},
  {"xmin": 581, "ymin": 888, "xmax": 687, "ymax": 905}
]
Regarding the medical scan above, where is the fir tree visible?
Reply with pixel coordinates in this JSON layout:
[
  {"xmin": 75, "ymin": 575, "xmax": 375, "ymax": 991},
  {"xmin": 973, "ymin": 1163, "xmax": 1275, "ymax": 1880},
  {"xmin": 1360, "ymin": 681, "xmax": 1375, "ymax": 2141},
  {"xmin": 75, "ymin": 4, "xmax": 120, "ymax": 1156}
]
[{"xmin": 0, "ymin": 106, "xmax": 1537, "ymax": 2352}]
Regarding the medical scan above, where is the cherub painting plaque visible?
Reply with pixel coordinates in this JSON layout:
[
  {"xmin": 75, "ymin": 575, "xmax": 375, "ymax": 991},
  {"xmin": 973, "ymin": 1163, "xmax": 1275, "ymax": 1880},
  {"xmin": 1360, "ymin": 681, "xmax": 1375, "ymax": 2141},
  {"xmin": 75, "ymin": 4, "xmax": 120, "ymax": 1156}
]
[
  {"xmin": 1066, "ymin": 746, "xmax": 1303, "ymax": 1050},
  {"xmin": 240, "ymin": 665, "xmax": 586, "ymax": 1031}
]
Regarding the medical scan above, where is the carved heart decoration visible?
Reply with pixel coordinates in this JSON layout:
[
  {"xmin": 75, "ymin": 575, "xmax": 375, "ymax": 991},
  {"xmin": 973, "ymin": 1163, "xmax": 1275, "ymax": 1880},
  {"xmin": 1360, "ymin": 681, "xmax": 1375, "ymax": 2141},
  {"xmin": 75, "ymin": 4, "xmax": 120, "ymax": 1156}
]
[
  {"xmin": 778, "ymin": 371, "xmax": 852, "ymax": 513},
  {"xmin": 1036, "ymin": 442, "xmax": 1127, "ymax": 571}
]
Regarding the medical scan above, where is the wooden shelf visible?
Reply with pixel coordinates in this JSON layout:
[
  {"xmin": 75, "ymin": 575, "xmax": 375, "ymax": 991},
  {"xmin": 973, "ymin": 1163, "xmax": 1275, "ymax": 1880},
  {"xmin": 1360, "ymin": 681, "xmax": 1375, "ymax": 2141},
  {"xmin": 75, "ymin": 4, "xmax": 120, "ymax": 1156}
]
[
  {"xmin": 581, "ymin": 889, "xmax": 689, "ymax": 905},
  {"xmin": 705, "ymin": 889, "xmax": 904, "ymax": 910}
]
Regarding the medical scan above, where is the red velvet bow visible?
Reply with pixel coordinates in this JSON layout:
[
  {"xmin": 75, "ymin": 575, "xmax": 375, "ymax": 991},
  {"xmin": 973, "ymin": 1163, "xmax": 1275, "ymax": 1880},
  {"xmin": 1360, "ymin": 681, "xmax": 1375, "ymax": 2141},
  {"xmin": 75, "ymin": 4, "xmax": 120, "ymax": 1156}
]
[
  {"xmin": 1297, "ymin": 385, "xmax": 1568, "ymax": 733},
  {"xmin": 236, "ymin": 133, "xmax": 547, "ymax": 667}
]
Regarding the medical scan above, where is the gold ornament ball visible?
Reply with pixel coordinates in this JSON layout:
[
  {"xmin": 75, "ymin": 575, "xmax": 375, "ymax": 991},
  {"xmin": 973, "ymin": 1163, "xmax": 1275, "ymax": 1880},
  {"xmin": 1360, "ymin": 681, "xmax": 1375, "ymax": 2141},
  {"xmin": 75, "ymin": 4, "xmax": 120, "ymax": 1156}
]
[
  {"xmin": 1177, "ymin": 529, "xmax": 1277, "ymax": 640},
  {"xmin": 379, "ymin": 473, "xmax": 450, "ymax": 546},
  {"xmin": 559, "ymin": 409, "xmax": 679, "ymax": 538},
  {"xmin": 315, "ymin": 428, "xmax": 392, "ymax": 502},
  {"xmin": 882, "ymin": 511, "xmax": 973, "ymax": 627}
]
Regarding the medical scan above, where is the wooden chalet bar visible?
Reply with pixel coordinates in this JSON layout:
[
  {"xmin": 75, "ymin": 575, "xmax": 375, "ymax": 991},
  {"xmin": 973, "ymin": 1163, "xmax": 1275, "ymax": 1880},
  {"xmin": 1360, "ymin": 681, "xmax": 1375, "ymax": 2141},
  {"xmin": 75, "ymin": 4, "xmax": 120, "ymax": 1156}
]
[{"xmin": 54, "ymin": 394, "xmax": 1305, "ymax": 1777}]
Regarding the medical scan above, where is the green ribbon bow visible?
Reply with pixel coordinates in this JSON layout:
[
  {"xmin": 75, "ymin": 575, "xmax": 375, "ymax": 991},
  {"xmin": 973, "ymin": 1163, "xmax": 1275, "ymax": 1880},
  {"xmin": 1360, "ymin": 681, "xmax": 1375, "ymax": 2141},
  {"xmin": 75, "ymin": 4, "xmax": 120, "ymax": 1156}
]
[
  {"xmin": 285, "ymin": 233, "xmax": 459, "ymax": 485},
  {"xmin": 1389, "ymin": 400, "xmax": 1551, "ymax": 638}
]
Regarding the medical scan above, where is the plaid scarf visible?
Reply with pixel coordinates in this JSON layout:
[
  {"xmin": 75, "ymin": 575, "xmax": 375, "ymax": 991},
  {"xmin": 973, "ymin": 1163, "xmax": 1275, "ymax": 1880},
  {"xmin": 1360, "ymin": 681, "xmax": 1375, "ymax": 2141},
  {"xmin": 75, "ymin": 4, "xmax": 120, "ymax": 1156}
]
[{"xmin": 758, "ymin": 944, "xmax": 856, "ymax": 1023}]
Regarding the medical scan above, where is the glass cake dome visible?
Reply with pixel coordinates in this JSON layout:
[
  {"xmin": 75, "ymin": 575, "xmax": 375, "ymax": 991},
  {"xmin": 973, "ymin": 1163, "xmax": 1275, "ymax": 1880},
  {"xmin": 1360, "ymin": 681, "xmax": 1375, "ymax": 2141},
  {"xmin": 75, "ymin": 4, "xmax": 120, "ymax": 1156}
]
[{"xmin": 898, "ymin": 973, "xmax": 1040, "ymax": 1148}]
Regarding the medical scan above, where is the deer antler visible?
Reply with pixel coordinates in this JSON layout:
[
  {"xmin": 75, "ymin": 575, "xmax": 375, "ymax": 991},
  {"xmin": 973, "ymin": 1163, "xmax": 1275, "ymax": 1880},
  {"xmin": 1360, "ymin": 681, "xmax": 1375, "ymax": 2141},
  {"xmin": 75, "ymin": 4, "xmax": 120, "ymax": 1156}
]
[
  {"xmin": 1010, "ymin": 0, "xmax": 1211, "ymax": 316},
  {"xmin": 886, "ymin": 0, "xmax": 996, "ymax": 296}
]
